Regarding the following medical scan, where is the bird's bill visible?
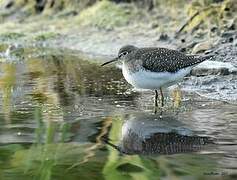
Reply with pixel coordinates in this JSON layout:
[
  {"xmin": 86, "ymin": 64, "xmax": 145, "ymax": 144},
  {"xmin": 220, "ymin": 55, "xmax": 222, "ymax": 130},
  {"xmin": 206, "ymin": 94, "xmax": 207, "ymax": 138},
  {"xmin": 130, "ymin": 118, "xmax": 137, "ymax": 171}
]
[{"xmin": 101, "ymin": 57, "xmax": 119, "ymax": 66}]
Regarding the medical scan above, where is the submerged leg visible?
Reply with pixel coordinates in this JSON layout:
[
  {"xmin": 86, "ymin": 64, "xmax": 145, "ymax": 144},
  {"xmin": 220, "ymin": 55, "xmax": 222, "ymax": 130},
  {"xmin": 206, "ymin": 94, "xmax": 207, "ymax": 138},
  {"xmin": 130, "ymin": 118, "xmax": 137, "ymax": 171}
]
[{"xmin": 160, "ymin": 87, "xmax": 164, "ymax": 107}]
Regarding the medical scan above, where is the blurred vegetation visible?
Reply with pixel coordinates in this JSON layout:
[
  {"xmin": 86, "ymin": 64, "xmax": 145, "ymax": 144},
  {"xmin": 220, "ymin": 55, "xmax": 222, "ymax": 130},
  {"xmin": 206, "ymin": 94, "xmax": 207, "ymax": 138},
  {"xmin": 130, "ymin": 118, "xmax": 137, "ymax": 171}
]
[
  {"xmin": 76, "ymin": 1, "xmax": 136, "ymax": 29},
  {"xmin": 183, "ymin": 0, "xmax": 237, "ymax": 34},
  {"xmin": 0, "ymin": 0, "xmax": 236, "ymax": 37}
]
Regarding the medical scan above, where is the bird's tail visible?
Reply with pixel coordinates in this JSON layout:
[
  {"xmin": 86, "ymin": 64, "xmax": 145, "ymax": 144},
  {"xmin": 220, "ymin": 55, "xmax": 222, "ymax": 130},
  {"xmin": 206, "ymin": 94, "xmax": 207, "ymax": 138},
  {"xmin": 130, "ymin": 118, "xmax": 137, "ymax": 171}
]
[{"xmin": 197, "ymin": 53, "xmax": 215, "ymax": 62}]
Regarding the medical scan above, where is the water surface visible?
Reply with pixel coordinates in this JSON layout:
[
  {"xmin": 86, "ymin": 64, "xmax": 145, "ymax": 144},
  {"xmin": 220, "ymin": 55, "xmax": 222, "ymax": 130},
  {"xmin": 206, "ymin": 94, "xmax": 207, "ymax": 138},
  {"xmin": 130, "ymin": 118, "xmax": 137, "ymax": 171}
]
[{"xmin": 0, "ymin": 48, "xmax": 237, "ymax": 179}]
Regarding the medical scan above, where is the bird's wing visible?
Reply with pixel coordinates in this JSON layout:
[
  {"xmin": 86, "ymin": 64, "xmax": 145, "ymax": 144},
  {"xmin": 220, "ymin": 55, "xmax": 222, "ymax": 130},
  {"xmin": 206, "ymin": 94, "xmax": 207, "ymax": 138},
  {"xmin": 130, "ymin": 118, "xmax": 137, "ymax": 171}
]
[{"xmin": 138, "ymin": 48, "xmax": 207, "ymax": 73}]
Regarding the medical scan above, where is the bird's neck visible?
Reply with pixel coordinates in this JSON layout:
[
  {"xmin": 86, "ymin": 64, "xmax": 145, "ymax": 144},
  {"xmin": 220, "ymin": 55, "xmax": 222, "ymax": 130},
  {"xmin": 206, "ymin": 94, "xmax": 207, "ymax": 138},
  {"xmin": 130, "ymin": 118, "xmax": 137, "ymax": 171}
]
[{"xmin": 123, "ymin": 59, "xmax": 143, "ymax": 73}]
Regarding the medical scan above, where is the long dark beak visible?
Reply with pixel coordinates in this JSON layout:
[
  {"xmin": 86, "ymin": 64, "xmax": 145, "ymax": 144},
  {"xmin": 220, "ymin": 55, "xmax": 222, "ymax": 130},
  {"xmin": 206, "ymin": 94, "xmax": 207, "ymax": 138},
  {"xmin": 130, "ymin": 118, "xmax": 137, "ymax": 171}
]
[{"xmin": 101, "ymin": 57, "xmax": 119, "ymax": 66}]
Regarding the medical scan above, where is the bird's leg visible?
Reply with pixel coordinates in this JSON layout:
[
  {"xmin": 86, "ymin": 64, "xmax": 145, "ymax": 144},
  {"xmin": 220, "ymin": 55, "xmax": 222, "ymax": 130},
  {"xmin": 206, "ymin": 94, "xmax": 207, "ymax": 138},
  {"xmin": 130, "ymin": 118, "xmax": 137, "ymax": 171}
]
[
  {"xmin": 154, "ymin": 90, "xmax": 158, "ymax": 107},
  {"xmin": 160, "ymin": 87, "xmax": 164, "ymax": 107},
  {"xmin": 154, "ymin": 90, "xmax": 159, "ymax": 114}
]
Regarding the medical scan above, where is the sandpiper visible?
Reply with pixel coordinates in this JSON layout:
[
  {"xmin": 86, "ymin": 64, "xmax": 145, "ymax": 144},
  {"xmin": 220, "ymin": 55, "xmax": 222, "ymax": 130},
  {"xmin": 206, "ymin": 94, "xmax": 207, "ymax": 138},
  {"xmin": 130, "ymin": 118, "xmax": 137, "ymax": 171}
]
[{"xmin": 101, "ymin": 45, "xmax": 210, "ymax": 107}]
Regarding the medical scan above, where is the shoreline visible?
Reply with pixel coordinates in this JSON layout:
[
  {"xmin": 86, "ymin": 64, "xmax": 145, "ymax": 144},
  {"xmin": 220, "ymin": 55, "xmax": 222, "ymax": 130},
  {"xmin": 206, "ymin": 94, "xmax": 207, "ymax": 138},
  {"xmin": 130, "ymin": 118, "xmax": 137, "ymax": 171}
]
[{"xmin": 0, "ymin": 0, "xmax": 237, "ymax": 103}]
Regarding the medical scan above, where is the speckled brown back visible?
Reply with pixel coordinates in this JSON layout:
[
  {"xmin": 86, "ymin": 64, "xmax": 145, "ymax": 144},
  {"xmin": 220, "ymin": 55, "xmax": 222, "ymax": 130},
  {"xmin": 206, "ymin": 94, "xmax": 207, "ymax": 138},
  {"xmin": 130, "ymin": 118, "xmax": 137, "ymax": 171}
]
[{"xmin": 135, "ymin": 47, "xmax": 207, "ymax": 73}]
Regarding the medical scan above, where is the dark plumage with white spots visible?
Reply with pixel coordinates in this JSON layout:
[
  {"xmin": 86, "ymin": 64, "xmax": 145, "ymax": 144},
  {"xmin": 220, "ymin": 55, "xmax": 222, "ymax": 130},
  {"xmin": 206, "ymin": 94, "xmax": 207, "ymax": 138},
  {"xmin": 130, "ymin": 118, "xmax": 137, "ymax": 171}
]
[
  {"xmin": 140, "ymin": 48, "xmax": 207, "ymax": 73},
  {"xmin": 122, "ymin": 45, "xmax": 208, "ymax": 73}
]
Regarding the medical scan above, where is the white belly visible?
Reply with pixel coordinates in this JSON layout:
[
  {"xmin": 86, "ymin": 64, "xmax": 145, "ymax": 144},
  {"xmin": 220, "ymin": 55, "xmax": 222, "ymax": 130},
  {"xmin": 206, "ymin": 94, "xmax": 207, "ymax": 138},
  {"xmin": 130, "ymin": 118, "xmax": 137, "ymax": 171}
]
[{"xmin": 122, "ymin": 63, "xmax": 192, "ymax": 90}]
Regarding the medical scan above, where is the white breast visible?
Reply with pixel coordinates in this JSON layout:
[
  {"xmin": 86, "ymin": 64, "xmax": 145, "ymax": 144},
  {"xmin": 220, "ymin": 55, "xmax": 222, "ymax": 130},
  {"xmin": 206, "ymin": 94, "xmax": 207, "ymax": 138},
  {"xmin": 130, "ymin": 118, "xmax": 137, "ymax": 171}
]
[{"xmin": 122, "ymin": 63, "xmax": 192, "ymax": 90}]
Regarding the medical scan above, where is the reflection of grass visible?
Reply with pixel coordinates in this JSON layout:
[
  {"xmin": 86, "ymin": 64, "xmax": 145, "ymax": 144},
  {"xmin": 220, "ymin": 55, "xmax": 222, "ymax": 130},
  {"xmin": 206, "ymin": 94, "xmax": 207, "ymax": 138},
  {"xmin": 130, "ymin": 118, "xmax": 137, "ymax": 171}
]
[
  {"xmin": 0, "ymin": 63, "xmax": 16, "ymax": 123},
  {"xmin": 0, "ymin": 103, "xmax": 106, "ymax": 179},
  {"xmin": 34, "ymin": 104, "xmax": 71, "ymax": 144},
  {"xmin": 35, "ymin": 106, "xmax": 47, "ymax": 144},
  {"xmin": 7, "ymin": 143, "xmax": 106, "ymax": 180}
]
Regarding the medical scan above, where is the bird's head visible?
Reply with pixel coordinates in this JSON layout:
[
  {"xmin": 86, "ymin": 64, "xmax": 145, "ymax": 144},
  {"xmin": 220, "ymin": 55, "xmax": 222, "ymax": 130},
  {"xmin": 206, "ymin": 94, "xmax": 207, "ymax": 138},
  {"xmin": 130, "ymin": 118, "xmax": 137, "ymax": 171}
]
[{"xmin": 101, "ymin": 45, "xmax": 138, "ymax": 66}]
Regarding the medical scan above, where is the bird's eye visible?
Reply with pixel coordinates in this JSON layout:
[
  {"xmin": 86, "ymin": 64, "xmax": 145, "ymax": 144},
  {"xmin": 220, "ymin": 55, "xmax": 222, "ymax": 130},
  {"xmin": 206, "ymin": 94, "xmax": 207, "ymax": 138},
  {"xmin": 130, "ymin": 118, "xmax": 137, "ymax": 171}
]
[
  {"xmin": 123, "ymin": 51, "xmax": 128, "ymax": 55},
  {"xmin": 119, "ymin": 51, "xmax": 128, "ymax": 58}
]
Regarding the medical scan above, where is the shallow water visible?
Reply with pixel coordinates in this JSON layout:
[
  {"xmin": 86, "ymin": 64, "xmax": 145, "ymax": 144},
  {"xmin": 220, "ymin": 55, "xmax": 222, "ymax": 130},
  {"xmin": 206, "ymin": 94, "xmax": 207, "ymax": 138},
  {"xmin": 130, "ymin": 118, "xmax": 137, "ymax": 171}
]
[{"xmin": 0, "ymin": 47, "xmax": 237, "ymax": 180}]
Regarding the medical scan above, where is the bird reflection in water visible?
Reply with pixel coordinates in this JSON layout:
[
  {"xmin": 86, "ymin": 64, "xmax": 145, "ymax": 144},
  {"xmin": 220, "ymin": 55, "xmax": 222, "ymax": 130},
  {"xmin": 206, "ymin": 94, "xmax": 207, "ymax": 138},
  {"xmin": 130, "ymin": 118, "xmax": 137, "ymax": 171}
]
[{"xmin": 104, "ymin": 112, "xmax": 213, "ymax": 155}]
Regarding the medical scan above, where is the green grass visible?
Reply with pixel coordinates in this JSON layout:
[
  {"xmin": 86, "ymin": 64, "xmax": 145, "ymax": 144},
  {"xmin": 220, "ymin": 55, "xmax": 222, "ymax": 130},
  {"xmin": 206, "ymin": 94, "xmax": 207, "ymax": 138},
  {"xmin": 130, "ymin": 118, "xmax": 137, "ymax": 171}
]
[
  {"xmin": 34, "ymin": 32, "xmax": 60, "ymax": 41},
  {"xmin": 77, "ymin": 1, "xmax": 135, "ymax": 29},
  {"xmin": 0, "ymin": 32, "xmax": 25, "ymax": 41}
]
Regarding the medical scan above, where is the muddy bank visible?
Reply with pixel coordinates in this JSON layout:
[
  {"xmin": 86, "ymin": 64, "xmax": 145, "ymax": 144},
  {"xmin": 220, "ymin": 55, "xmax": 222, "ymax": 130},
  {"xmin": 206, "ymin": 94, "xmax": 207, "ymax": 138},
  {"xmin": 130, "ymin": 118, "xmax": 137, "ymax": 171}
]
[{"xmin": 1, "ymin": 27, "xmax": 236, "ymax": 103}]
